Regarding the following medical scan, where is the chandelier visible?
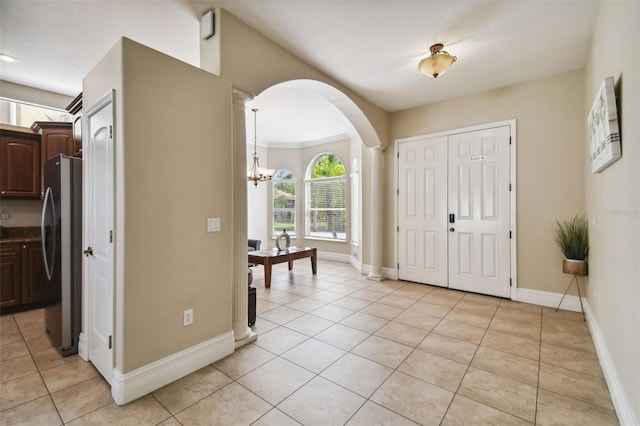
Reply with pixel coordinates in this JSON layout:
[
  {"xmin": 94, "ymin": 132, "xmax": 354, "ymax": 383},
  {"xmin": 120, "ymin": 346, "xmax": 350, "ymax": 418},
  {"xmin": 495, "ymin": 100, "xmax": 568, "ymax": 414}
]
[
  {"xmin": 418, "ymin": 43, "xmax": 457, "ymax": 78},
  {"xmin": 247, "ymin": 108, "xmax": 274, "ymax": 187}
]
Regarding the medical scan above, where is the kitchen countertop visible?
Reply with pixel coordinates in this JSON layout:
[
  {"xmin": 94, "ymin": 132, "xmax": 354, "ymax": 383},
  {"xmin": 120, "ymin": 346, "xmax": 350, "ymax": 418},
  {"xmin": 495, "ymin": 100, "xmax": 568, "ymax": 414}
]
[{"xmin": 0, "ymin": 226, "xmax": 41, "ymax": 244}]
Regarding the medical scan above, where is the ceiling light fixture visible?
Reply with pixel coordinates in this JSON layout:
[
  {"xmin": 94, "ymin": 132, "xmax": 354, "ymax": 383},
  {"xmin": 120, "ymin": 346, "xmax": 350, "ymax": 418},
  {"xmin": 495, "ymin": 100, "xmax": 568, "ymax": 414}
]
[
  {"xmin": 247, "ymin": 108, "xmax": 274, "ymax": 187},
  {"xmin": 418, "ymin": 43, "xmax": 456, "ymax": 78},
  {"xmin": 0, "ymin": 53, "xmax": 19, "ymax": 63}
]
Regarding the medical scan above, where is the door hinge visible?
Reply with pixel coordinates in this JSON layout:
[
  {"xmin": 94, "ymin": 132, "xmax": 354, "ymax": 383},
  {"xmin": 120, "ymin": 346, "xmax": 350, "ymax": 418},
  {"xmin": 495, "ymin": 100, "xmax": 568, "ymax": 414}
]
[
  {"xmin": 109, "ymin": 125, "xmax": 113, "ymax": 139},
  {"xmin": 509, "ymin": 231, "xmax": 512, "ymax": 239},
  {"xmin": 397, "ymin": 189, "xmax": 399, "ymax": 196},
  {"xmin": 397, "ymin": 152, "xmax": 399, "ymax": 159},
  {"xmin": 108, "ymin": 335, "xmax": 112, "ymax": 349},
  {"xmin": 509, "ymin": 183, "xmax": 512, "ymax": 192},
  {"xmin": 510, "ymin": 278, "xmax": 512, "ymax": 287},
  {"xmin": 109, "ymin": 230, "xmax": 113, "ymax": 243},
  {"xmin": 397, "ymin": 262, "xmax": 400, "ymax": 269},
  {"xmin": 509, "ymin": 136, "xmax": 512, "ymax": 145},
  {"xmin": 397, "ymin": 225, "xmax": 399, "ymax": 233}
]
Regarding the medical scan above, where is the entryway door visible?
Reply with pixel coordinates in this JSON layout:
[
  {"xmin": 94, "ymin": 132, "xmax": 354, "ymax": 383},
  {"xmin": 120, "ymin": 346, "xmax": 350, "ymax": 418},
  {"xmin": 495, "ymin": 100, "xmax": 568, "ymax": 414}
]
[
  {"xmin": 84, "ymin": 92, "xmax": 115, "ymax": 383},
  {"xmin": 397, "ymin": 124, "xmax": 512, "ymax": 298}
]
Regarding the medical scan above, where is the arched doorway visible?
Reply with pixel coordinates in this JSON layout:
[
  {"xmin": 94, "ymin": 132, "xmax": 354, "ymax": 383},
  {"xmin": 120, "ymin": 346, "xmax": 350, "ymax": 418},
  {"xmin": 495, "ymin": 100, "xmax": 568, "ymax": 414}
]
[{"xmin": 231, "ymin": 80, "xmax": 387, "ymax": 346}]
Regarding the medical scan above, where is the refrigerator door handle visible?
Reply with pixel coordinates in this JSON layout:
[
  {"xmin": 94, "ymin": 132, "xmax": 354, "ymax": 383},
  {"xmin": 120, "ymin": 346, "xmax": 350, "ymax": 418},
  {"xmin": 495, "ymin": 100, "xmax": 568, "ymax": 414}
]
[{"xmin": 41, "ymin": 186, "xmax": 56, "ymax": 281}]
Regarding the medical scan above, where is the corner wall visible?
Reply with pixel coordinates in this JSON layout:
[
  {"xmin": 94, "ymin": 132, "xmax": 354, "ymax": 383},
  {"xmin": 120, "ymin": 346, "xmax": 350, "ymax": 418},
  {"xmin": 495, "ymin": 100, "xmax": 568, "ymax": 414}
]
[
  {"xmin": 584, "ymin": 2, "xmax": 640, "ymax": 422},
  {"xmin": 83, "ymin": 38, "xmax": 235, "ymax": 376},
  {"xmin": 389, "ymin": 70, "xmax": 586, "ymax": 295}
]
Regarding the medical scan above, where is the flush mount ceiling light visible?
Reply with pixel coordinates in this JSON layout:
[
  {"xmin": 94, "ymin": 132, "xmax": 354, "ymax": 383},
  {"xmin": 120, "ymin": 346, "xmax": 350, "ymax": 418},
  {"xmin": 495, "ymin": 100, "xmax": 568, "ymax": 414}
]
[
  {"xmin": 418, "ymin": 43, "xmax": 456, "ymax": 78},
  {"xmin": 247, "ymin": 108, "xmax": 275, "ymax": 187},
  {"xmin": 0, "ymin": 53, "xmax": 19, "ymax": 63}
]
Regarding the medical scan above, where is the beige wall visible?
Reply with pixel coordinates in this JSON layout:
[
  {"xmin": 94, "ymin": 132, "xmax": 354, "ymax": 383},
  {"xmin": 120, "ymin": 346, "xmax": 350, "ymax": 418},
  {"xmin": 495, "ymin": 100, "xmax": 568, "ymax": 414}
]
[
  {"xmin": 0, "ymin": 200, "xmax": 42, "ymax": 227},
  {"xmin": 584, "ymin": 1, "xmax": 640, "ymax": 421},
  {"xmin": 390, "ymin": 70, "xmax": 586, "ymax": 294},
  {"xmin": 84, "ymin": 38, "xmax": 234, "ymax": 373},
  {"xmin": 212, "ymin": 9, "xmax": 389, "ymax": 150},
  {"xmin": 0, "ymin": 80, "xmax": 74, "ymax": 110}
]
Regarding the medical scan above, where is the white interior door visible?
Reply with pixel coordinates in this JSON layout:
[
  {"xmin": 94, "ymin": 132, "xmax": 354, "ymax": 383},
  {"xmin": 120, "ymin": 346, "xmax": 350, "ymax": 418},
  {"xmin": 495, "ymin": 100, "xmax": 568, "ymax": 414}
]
[
  {"xmin": 398, "ymin": 136, "xmax": 448, "ymax": 286},
  {"xmin": 448, "ymin": 126, "xmax": 511, "ymax": 298},
  {"xmin": 85, "ymin": 94, "xmax": 114, "ymax": 383}
]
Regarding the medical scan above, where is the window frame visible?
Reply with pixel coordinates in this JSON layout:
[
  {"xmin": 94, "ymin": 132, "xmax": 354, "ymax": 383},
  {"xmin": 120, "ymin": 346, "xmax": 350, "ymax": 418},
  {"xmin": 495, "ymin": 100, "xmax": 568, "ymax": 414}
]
[
  {"xmin": 271, "ymin": 169, "xmax": 297, "ymax": 238},
  {"xmin": 304, "ymin": 154, "xmax": 347, "ymax": 242}
]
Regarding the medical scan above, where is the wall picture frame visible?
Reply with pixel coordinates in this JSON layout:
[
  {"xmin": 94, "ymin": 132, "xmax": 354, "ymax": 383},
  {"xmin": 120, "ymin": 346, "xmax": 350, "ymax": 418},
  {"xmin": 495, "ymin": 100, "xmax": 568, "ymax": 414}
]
[{"xmin": 589, "ymin": 76, "xmax": 621, "ymax": 173}]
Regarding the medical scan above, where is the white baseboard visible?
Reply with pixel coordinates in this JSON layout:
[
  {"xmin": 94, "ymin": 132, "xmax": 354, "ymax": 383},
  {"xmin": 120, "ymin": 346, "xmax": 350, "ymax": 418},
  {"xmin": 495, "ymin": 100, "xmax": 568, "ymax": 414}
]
[
  {"xmin": 350, "ymin": 256, "xmax": 363, "ymax": 273},
  {"xmin": 317, "ymin": 251, "xmax": 351, "ymax": 263},
  {"xmin": 111, "ymin": 331, "xmax": 234, "ymax": 405},
  {"xmin": 78, "ymin": 332, "xmax": 88, "ymax": 361},
  {"xmin": 382, "ymin": 267, "xmax": 398, "ymax": 280},
  {"xmin": 514, "ymin": 287, "xmax": 584, "ymax": 312},
  {"xmin": 584, "ymin": 301, "xmax": 639, "ymax": 426}
]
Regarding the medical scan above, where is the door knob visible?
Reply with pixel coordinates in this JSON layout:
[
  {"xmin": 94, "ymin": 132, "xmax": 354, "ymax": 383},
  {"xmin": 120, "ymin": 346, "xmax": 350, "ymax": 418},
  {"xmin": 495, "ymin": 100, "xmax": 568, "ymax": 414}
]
[
  {"xmin": 449, "ymin": 227, "xmax": 455, "ymax": 232},
  {"xmin": 84, "ymin": 247, "xmax": 94, "ymax": 257}
]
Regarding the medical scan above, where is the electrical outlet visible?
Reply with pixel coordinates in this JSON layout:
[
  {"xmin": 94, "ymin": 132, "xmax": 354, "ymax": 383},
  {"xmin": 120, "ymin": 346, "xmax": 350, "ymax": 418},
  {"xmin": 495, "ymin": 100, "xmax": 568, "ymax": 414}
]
[{"xmin": 183, "ymin": 309, "xmax": 193, "ymax": 326}]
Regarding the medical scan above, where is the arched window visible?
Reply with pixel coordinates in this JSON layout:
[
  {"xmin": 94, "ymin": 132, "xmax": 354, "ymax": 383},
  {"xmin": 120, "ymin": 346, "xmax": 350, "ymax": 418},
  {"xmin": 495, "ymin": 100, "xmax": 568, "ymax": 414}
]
[
  {"xmin": 305, "ymin": 153, "xmax": 346, "ymax": 241},
  {"xmin": 350, "ymin": 159, "xmax": 359, "ymax": 246},
  {"xmin": 272, "ymin": 168, "xmax": 296, "ymax": 237}
]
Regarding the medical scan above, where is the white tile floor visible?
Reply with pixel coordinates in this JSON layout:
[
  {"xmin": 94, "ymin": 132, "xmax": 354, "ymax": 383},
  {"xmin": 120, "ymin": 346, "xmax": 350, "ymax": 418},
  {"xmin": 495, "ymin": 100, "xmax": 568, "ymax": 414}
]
[{"xmin": 0, "ymin": 259, "xmax": 618, "ymax": 425}]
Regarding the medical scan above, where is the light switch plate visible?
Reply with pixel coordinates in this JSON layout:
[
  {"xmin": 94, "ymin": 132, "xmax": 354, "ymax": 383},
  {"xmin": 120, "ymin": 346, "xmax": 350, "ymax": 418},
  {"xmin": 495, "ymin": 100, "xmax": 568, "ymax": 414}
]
[{"xmin": 207, "ymin": 218, "xmax": 220, "ymax": 232}]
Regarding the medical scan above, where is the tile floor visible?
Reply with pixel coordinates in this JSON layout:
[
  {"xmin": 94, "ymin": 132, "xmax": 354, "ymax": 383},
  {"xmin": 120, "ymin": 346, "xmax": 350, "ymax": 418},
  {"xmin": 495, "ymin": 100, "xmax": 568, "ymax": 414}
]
[{"xmin": 0, "ymin": 260, "xmax": 618, "ymax": 425}]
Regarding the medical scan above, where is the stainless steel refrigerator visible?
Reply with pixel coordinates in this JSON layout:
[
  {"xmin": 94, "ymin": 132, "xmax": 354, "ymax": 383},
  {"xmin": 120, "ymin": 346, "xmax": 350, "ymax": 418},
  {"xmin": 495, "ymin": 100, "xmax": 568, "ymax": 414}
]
[{"xmin": 41, "ymin": 154, "xmax": 82, "ymax": 356}]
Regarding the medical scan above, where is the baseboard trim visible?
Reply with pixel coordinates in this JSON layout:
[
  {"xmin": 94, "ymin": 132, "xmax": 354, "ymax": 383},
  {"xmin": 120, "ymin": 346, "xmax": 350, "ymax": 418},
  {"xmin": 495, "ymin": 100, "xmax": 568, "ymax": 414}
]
[
  {"xmin": 382, "ymin": 267, "xmax": 398, "ymax": 280},
  {"xmin": 317, "ymin": 251, "xmax": 351, "ymax": 263},
  {"xmin": 78, "ymin": 332, "xmax": 88, "ymax": 361},
  {"xmin": 514, "ymin": 287, "xmax": 584, "ymax": 312},
  {"xmin": 111, "ymin": 331, "xmax": 234, "ymax": 405},
  {"xmin": 584, "ymin": 301, "xmax": 638, "ymax": 426},
  {"xmin": 350, "ymin": 257, "xmax": 363, "ymax": 273}
]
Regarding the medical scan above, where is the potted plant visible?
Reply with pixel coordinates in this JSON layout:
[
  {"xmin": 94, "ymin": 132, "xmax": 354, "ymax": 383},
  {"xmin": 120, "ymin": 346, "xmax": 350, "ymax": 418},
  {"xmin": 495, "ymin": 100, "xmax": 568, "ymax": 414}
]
[{"xmin": 554, "ymin": 215, "xmax": 589, "ymax": 275}]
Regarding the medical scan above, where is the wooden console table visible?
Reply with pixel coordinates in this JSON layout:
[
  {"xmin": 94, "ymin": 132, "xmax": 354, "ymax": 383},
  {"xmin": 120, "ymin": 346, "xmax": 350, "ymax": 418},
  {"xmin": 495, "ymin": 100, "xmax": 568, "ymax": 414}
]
[{"xmin": 248, "ymin": 247, "xmax": 317, "ymax": 288}]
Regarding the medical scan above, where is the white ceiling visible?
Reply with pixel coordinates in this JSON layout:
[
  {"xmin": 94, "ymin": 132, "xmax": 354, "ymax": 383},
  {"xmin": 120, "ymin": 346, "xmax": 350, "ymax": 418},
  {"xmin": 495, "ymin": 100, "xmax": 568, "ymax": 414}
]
[{"xmin": 0, "ymin": 0, "xmax": 600, "ymax": 145}]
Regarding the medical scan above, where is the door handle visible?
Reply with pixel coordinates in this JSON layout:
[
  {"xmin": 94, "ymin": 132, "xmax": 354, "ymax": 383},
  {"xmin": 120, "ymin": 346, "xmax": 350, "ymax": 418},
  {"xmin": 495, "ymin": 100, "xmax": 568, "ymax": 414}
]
[
  {"xmin": 84, "ymin": 247, "xmax": 94, "ymax": 257},
  {"xmin": 449, "ymin": 213, "xmax": 455, "ymax": 224},
  {"xmin": 449, "ymin": 227, "xmax": 455, "ymax": 232}
]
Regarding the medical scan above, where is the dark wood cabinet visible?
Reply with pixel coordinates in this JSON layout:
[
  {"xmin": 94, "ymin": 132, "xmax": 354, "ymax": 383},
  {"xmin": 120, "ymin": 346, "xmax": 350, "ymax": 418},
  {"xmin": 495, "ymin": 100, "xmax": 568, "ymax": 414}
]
[
  {"xmin": 67, "ymin": 93, "xmax": 83, "ymax": 158},
  {"xmin": 0, "ymin": 241, "xmax": 50, "ymax": 309},
  {"xmin": 0, "ymin": 244, "xmax": 23, "ymax": 308},
  {"xmin": 0, "ymin": 128, "xmax": 41, "ymax": 198},
  {"xmin": 32, "ymin": 121, "xmax": 74, "ymax": 197},
  {"xmin": 22, "ymin": 242, "xmax": 48, "ymax": 304}
]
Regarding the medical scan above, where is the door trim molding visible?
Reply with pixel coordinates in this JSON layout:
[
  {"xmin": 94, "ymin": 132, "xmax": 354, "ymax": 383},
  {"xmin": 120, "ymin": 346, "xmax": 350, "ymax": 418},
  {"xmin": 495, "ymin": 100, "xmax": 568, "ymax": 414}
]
[
  {"xmin": 394, "ymin": 119, "xmax": 517, "ymax": 298},
  {"xmin": 82, "ymin": 90, "xmax": 116, "ymax": 372}
]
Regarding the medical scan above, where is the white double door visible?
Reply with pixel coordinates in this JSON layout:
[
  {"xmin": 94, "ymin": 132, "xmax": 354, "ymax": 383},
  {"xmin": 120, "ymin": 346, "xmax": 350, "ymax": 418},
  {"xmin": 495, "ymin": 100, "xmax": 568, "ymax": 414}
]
[{"xmin": 398, "ymin": 125, "xmax": 511, "ymax": 298}]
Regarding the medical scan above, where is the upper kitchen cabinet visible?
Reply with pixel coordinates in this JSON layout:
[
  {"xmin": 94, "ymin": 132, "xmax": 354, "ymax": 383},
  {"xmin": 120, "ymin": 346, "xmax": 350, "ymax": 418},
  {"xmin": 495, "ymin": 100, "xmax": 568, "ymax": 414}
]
[
  {"xmin": 0, "ymin": 126, "xmax": 41, "ymax": 198},
  {"xmin": 31, "ymin": 121, "xmax": 74, "ymax": 197},
  {"xmin": 66, "ymin": 94, "xmax": 83, "ymax": 158}
]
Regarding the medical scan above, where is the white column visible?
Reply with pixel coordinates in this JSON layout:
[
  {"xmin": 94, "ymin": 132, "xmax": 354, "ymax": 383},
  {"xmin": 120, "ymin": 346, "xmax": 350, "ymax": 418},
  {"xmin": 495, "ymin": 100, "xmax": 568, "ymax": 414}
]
[
  {"xmin": 368, "ymin": 145, "xmax": 386, "ymax": 281},
  {"xmin": 232, "ymin": 89, "xmax": 256, "ymax": 346}
]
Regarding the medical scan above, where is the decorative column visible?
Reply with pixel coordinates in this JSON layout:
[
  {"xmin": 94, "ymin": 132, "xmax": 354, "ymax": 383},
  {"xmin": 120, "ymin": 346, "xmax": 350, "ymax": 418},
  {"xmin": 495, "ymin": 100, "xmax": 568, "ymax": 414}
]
[
  {"xmin": 368, "ymin": 145, "xmax": 386, "ymax": 281},
  {"xmin": 231, "ymin": 89, "xmax": 256, "ymax": 347}
]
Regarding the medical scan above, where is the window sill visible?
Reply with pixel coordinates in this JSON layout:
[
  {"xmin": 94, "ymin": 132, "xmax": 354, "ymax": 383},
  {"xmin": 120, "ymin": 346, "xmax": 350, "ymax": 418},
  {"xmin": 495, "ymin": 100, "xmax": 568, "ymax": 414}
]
[{"xmin": 304, "ymin": 236, "xmax": 347, "ymax": 243}]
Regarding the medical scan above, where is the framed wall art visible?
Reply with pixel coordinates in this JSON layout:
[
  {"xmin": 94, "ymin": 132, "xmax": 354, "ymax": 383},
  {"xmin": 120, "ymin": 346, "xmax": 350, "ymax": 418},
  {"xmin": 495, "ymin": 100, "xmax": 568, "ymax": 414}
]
[{"xmin": 588, "ymin": 76, "xmax": 621, "ymax": 173}]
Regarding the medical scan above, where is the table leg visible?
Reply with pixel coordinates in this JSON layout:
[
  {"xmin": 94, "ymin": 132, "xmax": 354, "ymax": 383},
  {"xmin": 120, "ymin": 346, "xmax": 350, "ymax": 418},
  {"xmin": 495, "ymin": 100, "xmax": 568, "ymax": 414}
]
[
  {"xmin": 264, "ymin": 260, "xmax": 272, "ymax": 289},
  {"xmin": 288, "ymin": 260, "xmax": 294, "ymax": 271},
  {"xmin": 311, "ymin": 248, "xmax": 317, "ymax": 275}
]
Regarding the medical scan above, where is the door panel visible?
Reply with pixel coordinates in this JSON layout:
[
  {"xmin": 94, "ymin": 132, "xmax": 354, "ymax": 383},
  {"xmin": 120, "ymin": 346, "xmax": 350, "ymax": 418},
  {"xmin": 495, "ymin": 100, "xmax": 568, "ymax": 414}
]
[
  {"xmin": 85, "ymin": 95, "xmax": 114, "ymax": 383},
  {"xmin": 398, "ymin": 136, "xmax": 448, "ymax": 286},
  {"xmin": 448, "ymin": 126, "xmax": 510, "ymax": 298}
]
